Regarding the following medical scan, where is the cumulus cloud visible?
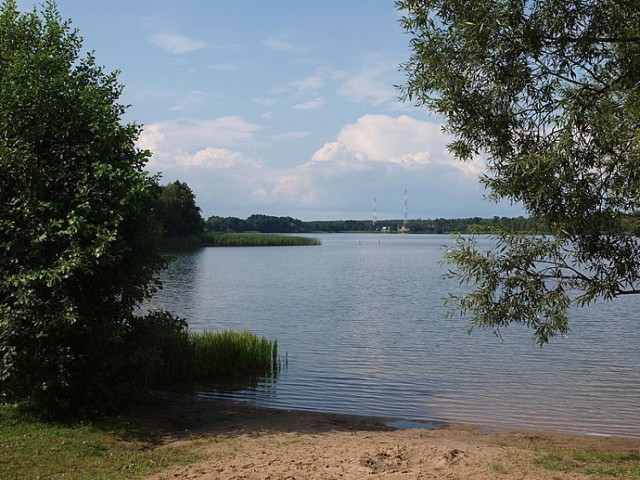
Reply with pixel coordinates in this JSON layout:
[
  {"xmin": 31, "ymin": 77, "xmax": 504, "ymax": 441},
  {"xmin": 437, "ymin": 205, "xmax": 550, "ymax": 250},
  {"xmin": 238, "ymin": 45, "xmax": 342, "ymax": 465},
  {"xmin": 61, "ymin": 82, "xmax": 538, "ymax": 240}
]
[
  {"xmin": 138, "ymin": 113, "xmax": 499, "ymax": 220},
  {"xmin": 323, "ymin": 114, "xmax": 485, "ymax": 174},
  {"xmin": 248, "ymin": 114, "xmax": 489, "ymax": 217},
  {"xmin": 150, "ymin": 33, "xmax": 206, "ymax": 54},
  {"xmin": 140, "ymin": 117, "xmax": 261, "ymax": 151},
  {"xmin": 175, "ymin": 147, "xmax": 241, "ymax": 168},
  {"xmin": 336, "ymin": 115, "xmax": 440, "ymax": 161},
  {"xmin": 139, "ymin": 116, "xmax": 261, "ymax": 172},
  {"xmin": 311, "ymin": 142, "xmax": 365, "ymax": 163}
]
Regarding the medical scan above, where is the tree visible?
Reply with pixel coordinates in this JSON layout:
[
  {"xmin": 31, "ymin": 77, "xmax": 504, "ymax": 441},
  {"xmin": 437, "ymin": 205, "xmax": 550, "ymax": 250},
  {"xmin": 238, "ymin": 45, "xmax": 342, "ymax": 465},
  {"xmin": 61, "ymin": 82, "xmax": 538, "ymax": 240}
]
[
  {"xmin": 397, "ymin": 0, "xmax": 640, "ymax": 344},
  {"xmin": 0, "ymin": 1, "xmax": 165, "ymax": 413},
  {"xmin": 155, "ymin": 181, "xmax": 205, "ymax": 237}
]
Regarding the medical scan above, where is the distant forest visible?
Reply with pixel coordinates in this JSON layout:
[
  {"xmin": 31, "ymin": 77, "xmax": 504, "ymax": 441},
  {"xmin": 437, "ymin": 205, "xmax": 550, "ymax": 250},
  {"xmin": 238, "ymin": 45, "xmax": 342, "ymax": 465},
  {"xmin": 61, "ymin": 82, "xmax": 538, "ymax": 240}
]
[{"xmin": 205, "ymin": 214, "xmax": 539, "ymax": 234}]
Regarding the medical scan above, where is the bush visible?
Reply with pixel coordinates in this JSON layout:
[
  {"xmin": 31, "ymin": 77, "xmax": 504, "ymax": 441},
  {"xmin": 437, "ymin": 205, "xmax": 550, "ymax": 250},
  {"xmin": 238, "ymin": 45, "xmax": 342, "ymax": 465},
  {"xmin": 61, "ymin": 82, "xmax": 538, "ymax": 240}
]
[
  {"xmin": 0, "ymin": 2, "xmax": 164, "ymax": 417},
  {"xmin": 126, "ymin": 313, "xmax": 280, "ymax": 388}
]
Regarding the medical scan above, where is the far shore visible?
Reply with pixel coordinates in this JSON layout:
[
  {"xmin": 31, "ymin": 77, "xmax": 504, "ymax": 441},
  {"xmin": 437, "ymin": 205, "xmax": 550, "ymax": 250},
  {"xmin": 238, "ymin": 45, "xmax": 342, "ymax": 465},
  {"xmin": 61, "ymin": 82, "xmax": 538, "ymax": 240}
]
[{"xmin": 141, "ymin": 393, "xmax": 640, "ymax": 479}]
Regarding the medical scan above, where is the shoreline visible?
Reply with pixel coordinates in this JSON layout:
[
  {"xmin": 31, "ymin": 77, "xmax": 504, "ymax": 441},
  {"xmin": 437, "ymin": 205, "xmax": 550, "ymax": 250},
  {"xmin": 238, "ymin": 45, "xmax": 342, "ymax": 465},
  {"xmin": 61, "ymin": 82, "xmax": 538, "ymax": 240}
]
[
  {"xmin": 142, "ymin": 393, "xmax": 640, "ymax": 479},
  {"xmin": 194, "ymin": 392, "xmax": 640, "ymax": 441}
]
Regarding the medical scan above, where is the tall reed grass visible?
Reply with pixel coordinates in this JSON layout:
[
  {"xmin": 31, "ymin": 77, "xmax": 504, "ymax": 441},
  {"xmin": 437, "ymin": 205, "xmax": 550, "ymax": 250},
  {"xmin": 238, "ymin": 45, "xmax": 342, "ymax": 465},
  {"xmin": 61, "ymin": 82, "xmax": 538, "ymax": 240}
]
[
  {"xmin": 143, "ymin": 328, "xmax": 282, "ymax": 387},
  {"xmin": 202, "ymin": 232, "xmax": 320, "ymax": 247}
]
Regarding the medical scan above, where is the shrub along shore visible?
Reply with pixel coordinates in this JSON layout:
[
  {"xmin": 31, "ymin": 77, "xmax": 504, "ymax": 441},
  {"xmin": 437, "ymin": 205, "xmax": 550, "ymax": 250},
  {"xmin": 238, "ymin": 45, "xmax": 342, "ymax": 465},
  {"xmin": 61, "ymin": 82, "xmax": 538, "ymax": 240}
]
[
  {"xmin": 144, "ymin": 329, "xmax": 281, "ymax": 386},
  {"xmin": 127, "ymin": 311, "xmax": 281, "ymax": 390}
]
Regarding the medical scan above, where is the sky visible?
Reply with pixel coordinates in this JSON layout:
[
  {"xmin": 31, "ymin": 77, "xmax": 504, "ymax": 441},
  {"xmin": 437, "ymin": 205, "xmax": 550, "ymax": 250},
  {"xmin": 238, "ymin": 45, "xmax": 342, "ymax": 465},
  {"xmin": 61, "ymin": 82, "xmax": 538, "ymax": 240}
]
[{"xmin": 17, "ymin": 0, "xmax": 523, "ymax": 221}]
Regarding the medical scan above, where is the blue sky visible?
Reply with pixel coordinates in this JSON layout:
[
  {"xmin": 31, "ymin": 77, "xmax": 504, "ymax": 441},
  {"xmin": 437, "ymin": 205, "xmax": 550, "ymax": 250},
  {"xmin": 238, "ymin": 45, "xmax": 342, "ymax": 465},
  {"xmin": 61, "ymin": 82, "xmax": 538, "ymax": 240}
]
[{"xmin": 17, "ymin": 0, "xmax": 522, "ymax": 221}]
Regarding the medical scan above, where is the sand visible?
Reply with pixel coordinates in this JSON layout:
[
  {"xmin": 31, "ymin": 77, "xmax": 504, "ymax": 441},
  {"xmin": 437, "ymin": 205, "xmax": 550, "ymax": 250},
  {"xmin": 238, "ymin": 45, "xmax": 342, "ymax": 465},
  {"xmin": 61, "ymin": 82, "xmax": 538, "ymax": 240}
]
[{"xmin": 143, "ymin": 394, "xmax": 639, "ymax": 480}]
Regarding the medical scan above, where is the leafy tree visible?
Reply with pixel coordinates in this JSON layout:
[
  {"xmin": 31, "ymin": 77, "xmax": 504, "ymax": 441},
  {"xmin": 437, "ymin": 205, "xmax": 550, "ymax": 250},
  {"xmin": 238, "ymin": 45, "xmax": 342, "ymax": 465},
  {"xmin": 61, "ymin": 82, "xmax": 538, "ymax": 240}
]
[
  {"xmin": 397, "ymin": 0, "xmax": 640, "ymax": 344},
  {"xmin": 0, "ymin": 1, "xmax": 166, "ymax": 414},
  {"xmin": 155, "ymin": 181, "xmax": 205, "ymax": 237}
]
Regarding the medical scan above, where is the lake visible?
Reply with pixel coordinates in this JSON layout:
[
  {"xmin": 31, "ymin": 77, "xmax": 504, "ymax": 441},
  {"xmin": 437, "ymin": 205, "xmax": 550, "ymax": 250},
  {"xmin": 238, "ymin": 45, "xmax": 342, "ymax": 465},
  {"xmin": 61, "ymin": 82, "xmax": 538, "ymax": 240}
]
[{"xmin": 146, "ymin": 233, "xmax": 640, "ymax": 438}]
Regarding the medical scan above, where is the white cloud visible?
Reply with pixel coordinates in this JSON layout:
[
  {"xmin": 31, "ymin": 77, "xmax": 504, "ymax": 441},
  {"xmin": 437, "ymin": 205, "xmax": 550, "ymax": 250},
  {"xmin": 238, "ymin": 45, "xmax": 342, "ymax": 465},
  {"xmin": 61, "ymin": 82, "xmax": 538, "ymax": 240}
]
[
  {"xmin": 337, "ymin": 115, "xmax": 442, "ymax": 162},
  {"xmin": 175, "ymin": 147, "xmax": 241, "ymax": 168},
  {"xmin": 150, "ymin": 33, "xmax": 206, "ymax": 54},
  {"xmin": 139, "ymin": 113, "xmax": 499, "ymax": 220},
  {"xmin": 326, "ymin": 114, "xmax": 485, "ymax": 173},
  {"xmin": 287, "ymin": 74, "xmax": 325, "ymax": 98},
  {"xmin": 311, "ymin": 142, "xmax": 364, "ymax": 163},
  {"xmin": 254, "ymin": 97, "xmax": 278, "ymax": 106},
  {"xmin": 336, "ymin": 54, "xmax": 401, "ymax": 107},
  {"xmin": 248, "ymin": 115, "xmax": 488, "ymax": 214},
  {"xmin": 139, "ymin": 116, "xmax": 262, "ymax": 172},
  {"xmin": 168, "ymin": 90, "xmax": 210, "ymax": 112},
  {"xmin": 337, "ymin": 72, "xmax": 395, "ymax": 106},
  {"xmin": 141, "ymin": 117, "xmax": 261, "ymax": 150},
  {"xmin": 263, "ymin": 37, "xmax": 294, "ymax": 51},
  {"xmin": 293, "ymin": 99, "xmax": 325, "ymax": 110}
]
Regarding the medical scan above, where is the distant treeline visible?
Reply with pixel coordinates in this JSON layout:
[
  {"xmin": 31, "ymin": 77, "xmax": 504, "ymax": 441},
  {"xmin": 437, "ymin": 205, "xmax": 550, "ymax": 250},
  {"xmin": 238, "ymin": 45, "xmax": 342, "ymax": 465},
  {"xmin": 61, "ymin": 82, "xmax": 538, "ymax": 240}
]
[
  {"xmin": 156, "ymin": 180, "xmax": 541, "ymax": 238},
  {"xmin": 205, "ymin": 214, "xmax": 541, "ymax": 234}
]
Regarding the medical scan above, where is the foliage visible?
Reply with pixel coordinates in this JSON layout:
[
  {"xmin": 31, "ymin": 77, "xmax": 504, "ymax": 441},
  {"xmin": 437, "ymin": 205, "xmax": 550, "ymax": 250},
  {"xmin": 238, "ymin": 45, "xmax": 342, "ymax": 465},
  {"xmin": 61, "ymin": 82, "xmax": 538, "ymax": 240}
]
[
  {"xmin": 0, "ymin": 403, "xmax": 203, "ymax": 480},
  {"xmin": 0, "ymin": 1, "xmax": 165, "ymax": 414},
  {"xmin": 397, "ymin": 0, "xmax": 640, "ymax": 343},
  {"xmin": 155, "ymin": 180, "xmax": 205, "ymax": 238},
  {"xmin": 202, "ymin": 232, "xmax": 321, "ymax": 247},
  {"xmin": 206, "ymin": 213, "xmax": 537, "ymax": 234},
  {"xmin": 206, "ymin": 214, "xmax": 304, "ymax": 233}
]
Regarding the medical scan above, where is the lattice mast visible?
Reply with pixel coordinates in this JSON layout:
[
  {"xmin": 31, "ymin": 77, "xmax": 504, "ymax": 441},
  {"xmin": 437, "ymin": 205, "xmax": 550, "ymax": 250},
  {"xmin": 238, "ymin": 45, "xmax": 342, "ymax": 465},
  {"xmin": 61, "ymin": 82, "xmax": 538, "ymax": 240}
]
[
  {"xmin": 403, "ymin": 189, "xmax": 408, "ymax": 226},
  {"xmin": 373, "ymin": 196, "xmax": 377, "ymax": 226}
]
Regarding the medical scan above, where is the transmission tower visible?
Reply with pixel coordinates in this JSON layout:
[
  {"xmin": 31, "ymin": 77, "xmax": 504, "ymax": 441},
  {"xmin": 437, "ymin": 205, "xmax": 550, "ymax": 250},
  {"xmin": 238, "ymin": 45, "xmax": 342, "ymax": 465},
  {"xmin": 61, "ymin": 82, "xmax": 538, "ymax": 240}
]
[
  {"xmin": 372, "ymin": 196, "xmax": 377, "ymax": 226},
  {"xmin": 403, "ymin": 189, "xmax": 408, "ymax": 226}
]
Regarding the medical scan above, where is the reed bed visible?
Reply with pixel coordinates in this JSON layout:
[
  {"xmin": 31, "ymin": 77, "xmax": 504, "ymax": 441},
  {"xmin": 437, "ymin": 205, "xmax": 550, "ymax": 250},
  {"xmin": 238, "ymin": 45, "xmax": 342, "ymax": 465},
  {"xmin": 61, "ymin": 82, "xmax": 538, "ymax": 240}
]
[
  {"xmin": 149, "ymin": 329, "xmax": 281, "ymax": 387},
  {"xmin": 202, "ymin": 232, "xmax": 320, "ymax": 247}
]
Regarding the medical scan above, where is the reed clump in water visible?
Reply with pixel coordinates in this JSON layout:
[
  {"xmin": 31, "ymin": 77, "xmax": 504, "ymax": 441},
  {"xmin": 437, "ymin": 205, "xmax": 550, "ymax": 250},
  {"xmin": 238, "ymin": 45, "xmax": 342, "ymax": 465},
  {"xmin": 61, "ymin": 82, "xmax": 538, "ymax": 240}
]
[
  {"xmin": 148, "ymin": 328, "xmax": 281, "ymax": 386},
  {"xmin": 202, "ymin": 232, "xmax": 320, "ymax": 247}
]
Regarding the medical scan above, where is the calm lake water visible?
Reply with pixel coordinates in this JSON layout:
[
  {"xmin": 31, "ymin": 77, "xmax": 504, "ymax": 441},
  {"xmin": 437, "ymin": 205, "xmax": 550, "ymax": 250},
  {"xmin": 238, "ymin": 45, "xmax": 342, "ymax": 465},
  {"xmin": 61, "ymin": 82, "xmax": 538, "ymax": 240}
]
[{"xmin": 147, "ymin": 233, "xmax": 640, "ymax": 438}]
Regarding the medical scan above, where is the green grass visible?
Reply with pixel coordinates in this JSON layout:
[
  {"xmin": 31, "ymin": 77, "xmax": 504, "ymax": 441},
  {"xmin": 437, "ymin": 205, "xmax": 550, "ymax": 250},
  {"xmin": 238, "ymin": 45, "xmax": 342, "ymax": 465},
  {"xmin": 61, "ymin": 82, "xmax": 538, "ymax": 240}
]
[
  {"xmin": 0, "ymin": 404, "xmax": 202, "ymax": 480},
  {"xmin": 189, "ymin": 330, "xmax": 280, "ymax": 377},
  {"xmin": 143, "ymin": 329, "xmax": 282, "ymax": 387},
  {"xmin": 489, "ymin": 463, "xmax": 509, "ymax": 474},
  {"xmin": 202, "ymin": 232, "xmax": 321, "ymax": 247},
  {"xmin": 536, "ymin": 449, "xmax": 640, "ymax": 478}
]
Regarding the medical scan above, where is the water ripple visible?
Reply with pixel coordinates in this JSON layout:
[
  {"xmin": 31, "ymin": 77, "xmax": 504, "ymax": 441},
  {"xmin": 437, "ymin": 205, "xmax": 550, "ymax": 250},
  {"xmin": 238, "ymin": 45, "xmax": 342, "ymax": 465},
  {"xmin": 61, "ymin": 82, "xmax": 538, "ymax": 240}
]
[{"xmin": 152, "ymin": 234, "xmax": 640, "ymax": 438}]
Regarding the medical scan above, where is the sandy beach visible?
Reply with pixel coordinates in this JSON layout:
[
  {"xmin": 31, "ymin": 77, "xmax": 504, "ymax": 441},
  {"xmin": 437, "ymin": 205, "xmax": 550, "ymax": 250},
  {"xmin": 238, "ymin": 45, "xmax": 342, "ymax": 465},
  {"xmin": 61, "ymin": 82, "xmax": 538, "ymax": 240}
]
[{"xmin": 141, "ymin": 394, "xmax": 639, "ymax": 479}]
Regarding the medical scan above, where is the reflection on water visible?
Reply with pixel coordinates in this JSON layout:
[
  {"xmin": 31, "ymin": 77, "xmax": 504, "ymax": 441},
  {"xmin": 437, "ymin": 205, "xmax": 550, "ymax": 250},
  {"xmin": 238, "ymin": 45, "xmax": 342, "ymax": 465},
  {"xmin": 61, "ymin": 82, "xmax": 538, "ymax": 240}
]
[
  {"xmin": 197, "ymin": 372, "xmax": 279, "ymax": 397},
  {"xmin": 147, "ymin": 234, "xmax": 640, "ymax": 438}
]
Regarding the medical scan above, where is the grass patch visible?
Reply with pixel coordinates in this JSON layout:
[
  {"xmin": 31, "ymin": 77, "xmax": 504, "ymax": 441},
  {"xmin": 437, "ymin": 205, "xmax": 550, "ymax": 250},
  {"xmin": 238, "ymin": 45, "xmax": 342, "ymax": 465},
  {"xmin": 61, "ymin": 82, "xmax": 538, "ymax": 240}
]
[
  {"xmin": 202, "ymin": 232, "xmax": 320, "ymax": 247},
  {"xmin": 139, "ymin": 328, "xmax": 283, "ymax": 387},
  {"xmin": 0, "ymin": 404, "xmax": 202, "ymax": 480},
  {"xmin": 536, "ymin": 449, "xmax": 640, "ymax": 478},
  {"xmin": 489, "ymin": 463, "xmax": 509, "ymax": 474},
  {"xmin": 189, "ymin": 330, "xmax": 280, "ymax": 377}
]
